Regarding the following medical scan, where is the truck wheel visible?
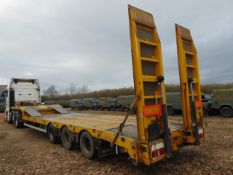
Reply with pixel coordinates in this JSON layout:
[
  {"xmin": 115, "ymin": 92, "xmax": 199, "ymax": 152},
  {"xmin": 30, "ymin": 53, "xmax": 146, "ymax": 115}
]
[
  {"xmin": 7, "ymin": 112, "xmax": 13, "ymax": 124},
  {"xmin": 80, "ymin": 131, "xmax": 96, "ymax": 159},
  {"xmin": 167, "ymin": 107, "xmax": 175, "ymax": 116},
  {"xmin": 220, "ymin": 107, "xmax": 233, "ymax": 118},
  {"xmin": 15, "ymin": 111, "xmax": 23, "ymax": 128},
  {"xmin": 61, "ymin": 127, "xmax": 73, "ymax": 150},
  {"xmin": 48, "ymin": 125, "xmax": 58, "ymax": 144}
]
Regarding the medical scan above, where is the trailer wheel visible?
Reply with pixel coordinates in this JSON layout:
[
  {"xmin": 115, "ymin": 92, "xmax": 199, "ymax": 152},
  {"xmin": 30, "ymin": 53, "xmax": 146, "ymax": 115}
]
[
  {"xmin": 61, "ymin": 127, "xmax": 73, "ymax": 150},
  {"xmin": 80, "ymin": 131, "xmax": 96, "ymax": 159},
  {"xmin": 220, "ymin": 107, "xmax": 233, "ymax": 118},
  {"xmin": 48, "ymin": 125, "xmax": 58, "ymax": 144}
]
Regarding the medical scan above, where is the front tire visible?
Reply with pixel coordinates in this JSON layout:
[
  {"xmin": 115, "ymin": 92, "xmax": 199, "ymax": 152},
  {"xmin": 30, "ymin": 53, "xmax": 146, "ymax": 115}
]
[
  {"xmin": 220, "ymin": 107, "xmax": 233, "ymax": 118},
  {"xmin": 14, "ymin": 111, "xmax": 23, "ymax": 128},
  {"xmin": 80, "ymin": 131, "xmax": 96, "ymax": 159},
  {"xmin": 7, "ymin": 112, "xmax": 13, "ymax": 124}
]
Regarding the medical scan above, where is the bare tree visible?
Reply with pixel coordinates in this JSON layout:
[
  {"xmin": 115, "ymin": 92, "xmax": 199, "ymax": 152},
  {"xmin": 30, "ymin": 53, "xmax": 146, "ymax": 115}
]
[
  {"xmin": 43, "ymin": 85, "xmax": 59, "ymax": 98},
  {"xmin": 77, "ymin": 85, "xmax": 89, "ymax": 95},
  {"xmin": 68, "ymin": 83, "xmax": 76, "ymax": 96}
]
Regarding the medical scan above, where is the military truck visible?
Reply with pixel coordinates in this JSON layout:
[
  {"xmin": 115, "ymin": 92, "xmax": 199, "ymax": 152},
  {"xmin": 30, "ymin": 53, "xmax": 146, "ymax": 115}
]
[
  {"xmin": 69, "ymin": 99, "xmax": 82, "ymax": 110},
  {"xmin": 79, "ymin": 98, "xmax": 99, "ymax": 110},
  {"xmin": 117, "ymin": 95, "xmax": 134, "ymax": 111},
  {"xmin": 43, "ymin": 100, "xmax": 70, "ymax": 108},
  {"xmin": 167, "ymin": 92, "xmax": 210, "ymax": 116},
  {"xmin": 69, "ymin": 98, "xmax": 99, "ymax": 110},
  {"xmin": 61, "ymin": 101, "xmax": 70, "ymax": 108},
  {"xmin": 98, "ymin": 97, "xmax": 118, "ymax": 110},
  {"xmin": 208, "ymin": 89, "xmax": 233, "ymax": 117},
  {"xmin": 43, "ymin": 101, "xmax": 57, "ymax": 105}
]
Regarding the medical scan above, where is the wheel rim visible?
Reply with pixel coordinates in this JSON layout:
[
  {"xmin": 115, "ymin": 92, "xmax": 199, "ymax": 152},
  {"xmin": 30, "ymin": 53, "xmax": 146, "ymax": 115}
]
[
  {"xmin": 49, "ymin": 128, "xmax": 54, "ymax": 140},
  {"xmin": 63, "ymin": 131, "xmax": 70, "ymax": 145},
  {"xmin": 222, "ymin": 109, "xmax": 231, "ymax": 117},
  {"xmin": 15, "ymin": 117, "xmax": 18, "ymax": 126},
  {"xmin": 84, "ymin": 137, "xmax": 91, "ymax": 152}
]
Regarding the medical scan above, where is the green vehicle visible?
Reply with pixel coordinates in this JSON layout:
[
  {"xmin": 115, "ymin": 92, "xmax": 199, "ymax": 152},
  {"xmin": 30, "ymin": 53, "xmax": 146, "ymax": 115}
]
[
  {"xmin": 70, "ymin": 98, "xmax": 99, "ymax": 110},
  {"xmin": 69, "ymin": 99, "xmax": 82, "ymax": 110},
  {"xmin": 79, "ymin": 98, "xmax": 99, "ymax": 110},
  {"xmin": 57, "ymin": 100, "xmax": 70, "ymax": 108},
  {"xmin": 166, "ymin": 92, "xmax": 182, "ymax": 115},
  {"xmin": 208, "ymin": 89, "xmax": 233, "ymax": 118},
  {"xmin": 167, "ymin": 92, "xmax": 210, "ymax": 116},
  {"xmin": 98, "ymin": 97, "xmax": 118, "ymax": 110},
  {"xmin": 43, "ymin": 101, "xmax": 57, "ymax": 105},
  {"xmin": 62, "ymin": 101, "xmax": 71, "ymax": 108},
  {"xmin": 42, "ymin": 100, "xmax": 70, "ymax": 108},
  {"xmin": 117, "ymin": 95, "xmax": 134, "ymax": 111}
]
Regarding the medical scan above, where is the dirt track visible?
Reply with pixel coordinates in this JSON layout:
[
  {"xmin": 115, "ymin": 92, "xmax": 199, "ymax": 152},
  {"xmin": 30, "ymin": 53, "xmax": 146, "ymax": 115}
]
[{"xmin": 0, "ymin": 112, "xmax": 232, "ymax": 175}]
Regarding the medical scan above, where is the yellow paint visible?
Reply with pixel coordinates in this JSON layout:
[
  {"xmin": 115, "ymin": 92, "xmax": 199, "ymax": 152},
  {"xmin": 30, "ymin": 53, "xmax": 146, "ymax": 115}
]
[{"xmin": 175, "ymin": 24, "xmax": 204, "ymax": 130}]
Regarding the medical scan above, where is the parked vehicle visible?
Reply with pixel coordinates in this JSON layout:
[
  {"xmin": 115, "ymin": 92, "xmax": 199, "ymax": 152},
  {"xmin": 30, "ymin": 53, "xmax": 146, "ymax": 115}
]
[
  {"xmin": 0, "ymin": 90, "xmax": 7, "ymax": 112},
  {"xmin": 62, "ymin": 101, "xmax": 71, "ymax": 108},
  {"xmin": 5, "ymin": 78, "xmax": 41, "ymax": 123},
  {"xmin": 117, "ymin": 95, "xmax": 134, "ymax": 111},
  {"xmin": 69, "ymin": 99, "xmax": 82, "ymax": 110},
  {"xmin": 0, "ymin": 95, "xmax": 5, "ymax": 112},
  {"xmin": 43, "ymin": 101, "xmax": 57, "ymax": 105},
  {"xmin": 208, "ymin": 89, "xmax": 233, "ymax": 117},
  {"xmin": 98, "ymin": 97, "xmax": 118, "ymax": 110},
  {"xmin": 79, "ymin": 98, "xmax": 99, "ymax": 110},
  {"xmin": 166, "ymin": 92, "xmax": 182, "ymax": 115},
  {"xmin": 167, "ymin": 92, "xmax": 210, "ymax": 116}
]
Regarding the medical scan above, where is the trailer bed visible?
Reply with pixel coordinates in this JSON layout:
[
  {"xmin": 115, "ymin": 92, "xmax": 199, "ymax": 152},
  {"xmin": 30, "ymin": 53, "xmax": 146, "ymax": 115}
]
[{"xmin": 36, "ymin": 112, "xmax": 183, "ymax": 140}]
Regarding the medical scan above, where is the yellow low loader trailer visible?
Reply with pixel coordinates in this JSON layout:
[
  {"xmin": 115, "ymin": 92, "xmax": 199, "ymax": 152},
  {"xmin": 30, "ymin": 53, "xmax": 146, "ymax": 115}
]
[{"xmin": 8, "ymin": 5, "xmax": 204, "ymax": 166}]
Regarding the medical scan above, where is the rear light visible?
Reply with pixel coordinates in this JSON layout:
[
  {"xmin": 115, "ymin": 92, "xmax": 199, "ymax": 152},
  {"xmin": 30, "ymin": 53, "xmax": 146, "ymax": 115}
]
[
  {"xmin": 198, "ymin": 128, "xmax": 204, "ymax": 139},
  {"xmin": 151, "ymin": 142, "xmax": 165, "ymax": 159}
]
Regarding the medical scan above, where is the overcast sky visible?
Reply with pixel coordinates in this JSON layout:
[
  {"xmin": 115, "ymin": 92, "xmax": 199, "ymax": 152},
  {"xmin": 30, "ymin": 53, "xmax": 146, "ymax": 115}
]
[{"xmin": 0, "ymin": 0, "xmax": 232, "ymax": 93}]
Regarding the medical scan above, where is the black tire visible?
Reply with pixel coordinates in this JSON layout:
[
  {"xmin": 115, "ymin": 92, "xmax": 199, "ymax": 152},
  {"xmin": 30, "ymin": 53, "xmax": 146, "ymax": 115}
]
[
  {"xmin": 7, "ymin": 112, "xmax": 13, "ymax": 124},
  {"xmin": 80, "ymin": 131, "xmax": 96, "ymax": 159},
  {"xmin": 220, "ymin": 107, "xmax": 233, "ymax": 118},
  {"xmin": 167, "ymin": 106, "xmax": 175, "ymax": 116},
  {"xmin": 48, "ymin": 125, "xmax": 58, "ymax": 144},
  {"xmin": 14, "ymin": 111, "xmax": 23, "ymax": 128},
  {"xmin": 120, "ymin": 106, "xmax": 125, "ymax": 112},
  {"xmin": 61, "ymin": 127, "xmax": 73, "ymax": 150},
  {"xmin": 203, "ymin": 108, "xmax": 208, "ymax": 117}
]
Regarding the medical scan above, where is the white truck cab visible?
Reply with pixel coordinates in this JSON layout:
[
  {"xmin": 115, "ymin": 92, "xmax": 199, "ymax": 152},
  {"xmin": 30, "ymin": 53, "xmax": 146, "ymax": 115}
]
[{"xmin": 5, "ymin": 78, "xmax": 41, "ymax": 122}]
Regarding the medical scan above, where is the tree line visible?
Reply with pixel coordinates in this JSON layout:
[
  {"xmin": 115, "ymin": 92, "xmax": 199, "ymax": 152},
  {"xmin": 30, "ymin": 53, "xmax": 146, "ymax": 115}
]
[{"xmin": 42, "ymin": 82, "xmax": 233, "ymax": 101}]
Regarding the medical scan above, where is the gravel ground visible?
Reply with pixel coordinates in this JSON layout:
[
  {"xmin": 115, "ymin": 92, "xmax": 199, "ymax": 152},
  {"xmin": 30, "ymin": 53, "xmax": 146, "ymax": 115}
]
[{"xmin": 0, "ymin": 113, "xmax": 232, "ymax": 175}]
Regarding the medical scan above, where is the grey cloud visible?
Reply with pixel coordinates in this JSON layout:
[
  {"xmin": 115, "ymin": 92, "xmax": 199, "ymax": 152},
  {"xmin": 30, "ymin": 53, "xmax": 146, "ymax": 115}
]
[{"xmin": 0, "ymin": 0, "xmax": 232, "ymax": 93}]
